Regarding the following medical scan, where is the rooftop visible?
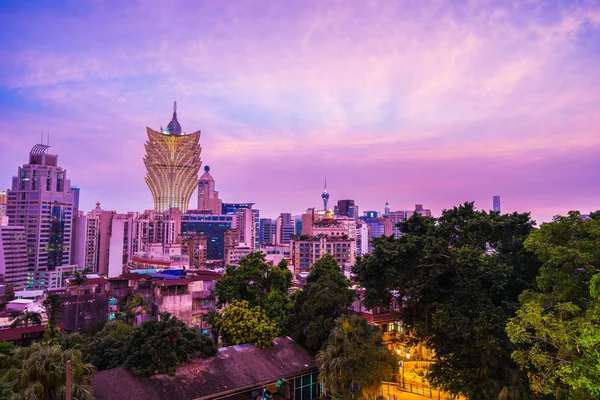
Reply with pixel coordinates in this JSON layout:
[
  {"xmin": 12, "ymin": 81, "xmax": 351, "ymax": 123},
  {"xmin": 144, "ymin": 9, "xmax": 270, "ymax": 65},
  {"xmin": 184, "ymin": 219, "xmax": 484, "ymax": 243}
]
[{"xmin": 93, "ymin": 337, "xmax": 316, "ymax": 400}]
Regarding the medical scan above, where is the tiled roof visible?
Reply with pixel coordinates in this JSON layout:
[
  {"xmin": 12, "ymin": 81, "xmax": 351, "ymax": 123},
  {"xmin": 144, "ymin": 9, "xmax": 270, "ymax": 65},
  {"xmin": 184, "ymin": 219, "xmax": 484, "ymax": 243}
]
[{"xmin": 93, "ymin": 337, "xmax": 316, "ymax": 400}]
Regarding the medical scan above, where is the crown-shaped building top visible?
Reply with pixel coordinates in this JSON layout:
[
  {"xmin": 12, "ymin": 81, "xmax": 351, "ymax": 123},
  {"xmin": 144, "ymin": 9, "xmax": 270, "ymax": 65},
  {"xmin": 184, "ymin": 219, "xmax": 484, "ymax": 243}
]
[{"xmin": 166, "ymin": 101, "xmax": 182, "ymax": 136}]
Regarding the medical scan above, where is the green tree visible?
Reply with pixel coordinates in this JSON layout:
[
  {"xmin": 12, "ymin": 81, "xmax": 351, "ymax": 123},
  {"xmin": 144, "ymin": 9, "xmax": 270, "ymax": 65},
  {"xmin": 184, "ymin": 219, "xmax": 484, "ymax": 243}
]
[
  {"xmin": 213, "ymin": 300, "xmax": 279, "ymax": 348},
  {"xmin": 124, "ymin": 312, "xmax": 216, "ymax": 376},
  {"xmin": 42, "ymin": 294, "xmax": 64, "ymax": 345},
  {"xmin": 213, "ymin": 253, "xmax": 292, "ymax": 330},
  {"xmin": 353, "ymin": 203, "xmax": 540, "ymax": 399},
  {"xmin": 69, "ymin": 269, "xmax": 88, "ymax": 333},
  {"xmin": 5, "ymin": 343, "xmax": 95, "ymax": 400},
  {"xmin": 288, "ymin": 255, "xmax": 355, "ymax": 354},
  {"xmin": 214, "ymin": 253, "xmax": 292, "ymax": 306},
  {"xmin": 507, "ymin": 211, "xmax": 600, "ymax": 399},
  {"xmin": 10, "ymin": 310, "xmax": 42, "ymax": 328},
  {"xmin": 317, "ymin": 315, "xmax": 395, "ymax": 399},
  {"xmin": 88, "ymin": 321, "xmax": 135, "ymax": 370}
]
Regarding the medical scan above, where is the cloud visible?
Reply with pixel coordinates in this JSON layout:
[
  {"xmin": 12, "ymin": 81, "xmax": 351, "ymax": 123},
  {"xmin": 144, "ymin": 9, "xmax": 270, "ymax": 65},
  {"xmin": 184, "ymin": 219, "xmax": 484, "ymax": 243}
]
[{"xmin": 0, "ymin": 0, "xmax": 599, "ymax": 221}]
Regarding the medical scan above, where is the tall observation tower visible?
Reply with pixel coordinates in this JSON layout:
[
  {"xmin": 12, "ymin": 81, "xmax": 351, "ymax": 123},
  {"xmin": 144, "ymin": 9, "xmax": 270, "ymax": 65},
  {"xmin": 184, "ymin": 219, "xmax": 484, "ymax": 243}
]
[
  {"xmin": 143, "ymin": 102, "xmax": 202, "ymax": 213},
  {"xmin": 321, "ymin": 180, "xmax": 330, "ymax": 211}
]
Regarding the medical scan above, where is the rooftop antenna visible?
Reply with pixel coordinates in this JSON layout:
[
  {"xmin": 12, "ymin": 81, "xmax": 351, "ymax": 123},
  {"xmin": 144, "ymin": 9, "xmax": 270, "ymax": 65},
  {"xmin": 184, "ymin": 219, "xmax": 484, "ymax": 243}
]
[
  {"xmin": 47, "ymin": 132, "xmax": 50, "ymax": 146},
  {"xmin": 41, "ymin": 131, "xmax": 43, "ymax": 144},
  {"xmin": 173, "ymin": 101, "xmax": 177, "ymax": 116}
]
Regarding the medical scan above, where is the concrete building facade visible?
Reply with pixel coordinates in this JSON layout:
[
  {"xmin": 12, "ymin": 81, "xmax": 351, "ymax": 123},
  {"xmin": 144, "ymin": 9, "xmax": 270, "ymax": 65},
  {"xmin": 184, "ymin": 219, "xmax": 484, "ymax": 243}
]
[{"xmin": 6, "ymin": 144, "xmax": 76, "ymax": 289}]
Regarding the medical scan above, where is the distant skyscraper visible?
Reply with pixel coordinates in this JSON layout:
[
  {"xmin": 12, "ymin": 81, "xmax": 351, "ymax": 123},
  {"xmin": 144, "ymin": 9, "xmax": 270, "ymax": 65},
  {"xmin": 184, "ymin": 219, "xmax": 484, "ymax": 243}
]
[
  {"xmin": 6, "ymin": 144, "xmax": 75, "ymax": 289},
  {"xmin": 198, "ymin": 166, "xmax": 222, "ymax": 213},
  {"xmin": 493, "ymin": 196, "xmax": 501, "ymax": 213},
  {"xmin": 321, "ymin": 180, "xmax": 330, "ymax": 211},
  {"xmin": 144, "ymin": 102, "xmax": 202, "ymax": 213},
  {"xmin": 259, "ymin": 218, "xmax": 277, "ymax": 246},
  {"xmin": 336, "ymin": 200, "xmax": 356, "ymax": 217},
  {"xmin": 384, "ymin": 201, "xmax": 390, "ymax": 217},
  {"xmin": 70, "ymin": 186, "xmax": 80, "ymax": 215}
]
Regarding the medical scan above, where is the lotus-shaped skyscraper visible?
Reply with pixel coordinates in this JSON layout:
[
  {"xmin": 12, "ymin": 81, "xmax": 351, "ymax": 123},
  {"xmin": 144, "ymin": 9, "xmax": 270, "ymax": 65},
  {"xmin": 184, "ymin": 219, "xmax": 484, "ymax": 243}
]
[{"xmin": 144, "ymin": 102, "xmax": 202, "ymax": 213}]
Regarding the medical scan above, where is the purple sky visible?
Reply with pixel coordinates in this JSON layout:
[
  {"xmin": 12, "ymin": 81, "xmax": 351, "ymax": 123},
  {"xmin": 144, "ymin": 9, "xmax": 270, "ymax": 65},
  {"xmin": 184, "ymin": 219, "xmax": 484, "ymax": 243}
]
[{"xmin": 1, "ymin": 0, "xmax": 599, "ymax": 221}]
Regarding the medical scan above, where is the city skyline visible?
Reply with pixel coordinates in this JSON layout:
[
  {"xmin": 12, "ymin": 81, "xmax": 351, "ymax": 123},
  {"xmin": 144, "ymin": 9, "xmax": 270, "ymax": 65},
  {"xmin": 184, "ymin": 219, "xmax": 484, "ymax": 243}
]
[{"xmin": 1, "ymin": 1, "xmax": 600, "ymax": 221}]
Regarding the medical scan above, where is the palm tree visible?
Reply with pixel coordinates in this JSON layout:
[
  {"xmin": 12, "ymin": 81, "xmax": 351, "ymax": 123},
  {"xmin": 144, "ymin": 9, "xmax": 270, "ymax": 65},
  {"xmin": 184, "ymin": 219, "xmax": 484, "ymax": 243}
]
[
  {"xmin": 123, "ymin": 293, "xmax": 148, "ymax": 325},
  {"xmin": 69, "ymin": 269, "xmax": 88, "ymax": 332},
  {"xmin": 43, "ymin": 294, "xmax": 64, "ymax": 345},
  {"xmin": 316, "ymin": 314, "xmax": 395, "ymax": 399},
  {"xmin": 10, "ymin": 310, "xmax": 42, "ymax": 328},
  {"xmin": 5, "ymin": 343, "xmax": 95, "ymax": 400}
]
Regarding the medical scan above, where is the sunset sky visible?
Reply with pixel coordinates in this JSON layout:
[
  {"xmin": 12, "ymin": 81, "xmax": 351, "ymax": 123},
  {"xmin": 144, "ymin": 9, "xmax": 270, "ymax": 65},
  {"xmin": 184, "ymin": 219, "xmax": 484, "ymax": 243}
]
[{"xmin": 1, "ymin": 0, "xmax": 599, "ymax": 221}]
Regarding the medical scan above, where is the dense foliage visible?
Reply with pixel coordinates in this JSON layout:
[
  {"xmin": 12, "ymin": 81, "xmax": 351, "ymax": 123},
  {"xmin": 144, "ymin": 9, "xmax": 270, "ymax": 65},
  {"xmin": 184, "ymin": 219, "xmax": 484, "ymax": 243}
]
[
  {"xmin": 213, "ymin": 300, "xmax": 279, "ymax": 348},
  {"xmin": 353, "ymin": 203, "xmax": 540, "ymax": 399},
  {"xmin": 288, "ymin": 255, "xmax": 355, "ymax": 354},
  {"xmin": 4, "ymin": 343, "xmax": 95, "ymax": 400},
  {"xmin": 124, "ymin": 312, "xmax": 217, "ymax": 376},
  {"xmin": 317, "ymin": 315, "xmax": 395, "ymax": 399},
  {"xmin": 213, "ymin": 253, "xmax": 293, "ymax": 332},
  {"xmin": 507, "ymin": 211, "xmax": 600, "ymax": 399}
]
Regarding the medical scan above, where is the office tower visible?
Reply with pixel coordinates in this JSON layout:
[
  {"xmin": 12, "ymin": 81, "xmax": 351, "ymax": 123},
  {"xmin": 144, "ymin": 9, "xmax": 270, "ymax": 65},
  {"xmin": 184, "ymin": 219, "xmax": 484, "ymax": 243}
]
[
  {"xmin": 6, "ymin": 144, "xmax": 75, "ymax": 289},
  {"xmin": 294, "ymin": 219, "xmax": 303, "ymax": 236},
  {"xmin": 180, "ymin": 213, "xmax": 236, "ymax": 260},
  {"xmin": 276, "ymin": 213, "xmax": 295, "ymax": 245},
  {"xmin": 144, "ymin": 102, "xmax": 202, "ymax": 213},
  {"xmin": 259, "ymin": 218, "xmax": 277, "ymax": 246},
  {"xmin": 384, "ymin": 201, "xmax": 390, "ymax": 217},
  {"xmin": 321, "ymin": 180, "xmax": 330, "ymax": 211},
  {"xmin": 493, "ymin": 196, "xmax": 501, "ymax": 213},
  {"xmin": 0, "ymin": 220, "xmax": 28, "ymax": 290},
  {"xmin": 197, "ymin": 166, "xmax": 222, "ymax": 214},
  {"xmin": 336, "ymin": 200, "xmax": 356, "ymax": 217}
]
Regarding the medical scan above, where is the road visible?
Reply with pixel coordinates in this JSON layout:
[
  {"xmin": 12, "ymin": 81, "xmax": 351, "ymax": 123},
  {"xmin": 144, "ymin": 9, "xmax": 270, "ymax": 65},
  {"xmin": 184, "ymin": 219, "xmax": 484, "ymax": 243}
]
[{"xmin": 381, "ymin": 382, "xmax": 458, "ymax": 400}]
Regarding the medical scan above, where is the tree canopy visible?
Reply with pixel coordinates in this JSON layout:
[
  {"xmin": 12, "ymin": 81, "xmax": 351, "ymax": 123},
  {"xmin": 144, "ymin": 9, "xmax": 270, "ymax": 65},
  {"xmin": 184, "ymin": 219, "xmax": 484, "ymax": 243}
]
[
  {"xmin": 507, "ymin": 211, "xmax": 600, "ymax": 399},
  {"xmin": 124, "ymin": 312, "xmax": 216, "ymax": 376},
  {"xmin": 212, "ymin": 300, "xmax": 279, "ymax": 348},
  {"xmin": 4, "ymin": 343, "xmax": 95, "ymax": 400},
  {"xmin": 213, "ymin": 253, "xmax": 293, "ymax": 331},
  {"xmin": 288, "ymin": 255, "xmax": 355, "ymax": 354},
  {"xmin": 352, "ymin": 203, "xmax": 540, "ymax": 399},
  {"xmin": 317, "ymin": 315, "xmax": 395, "ymax": 399}
]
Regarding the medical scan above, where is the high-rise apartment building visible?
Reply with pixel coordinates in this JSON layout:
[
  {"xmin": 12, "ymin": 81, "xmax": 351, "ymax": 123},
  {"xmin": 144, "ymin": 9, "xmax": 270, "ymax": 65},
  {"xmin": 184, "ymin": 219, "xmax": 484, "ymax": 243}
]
[
  {"xmin": 222, "ymin": 203, "xmax": 258, "ymax": 250},
  {"xmin": 493, "ymin": 196, "xmax": 501, "ymax": 213},
  {"xmin": 0, "ymin": 221, "xmax": 28, "ymax": 290},
  {"xmin": 6, "ymin": 144, "xmax": 75, "ymax": 289},
  {"xmin": 197, "ymin": 166, "xmax": 222, "ymax": 214},
  {"xmin": 276, "ymin": 213, "xmax": 295, "ymax": 245},
  {"xmin": 259, "ymin": 218, "xmax": 276, "ymax": 246},
  {"xmin": 144, "ymin": 103, "xmax": 202, "ymax": 213}
]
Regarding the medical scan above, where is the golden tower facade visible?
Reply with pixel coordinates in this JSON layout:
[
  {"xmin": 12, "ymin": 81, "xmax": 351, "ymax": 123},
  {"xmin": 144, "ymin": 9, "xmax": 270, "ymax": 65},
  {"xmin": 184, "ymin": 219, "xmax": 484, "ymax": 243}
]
[{"xmin": 144, "ymin": 103, "xmax": 202, "ymax": 213}]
